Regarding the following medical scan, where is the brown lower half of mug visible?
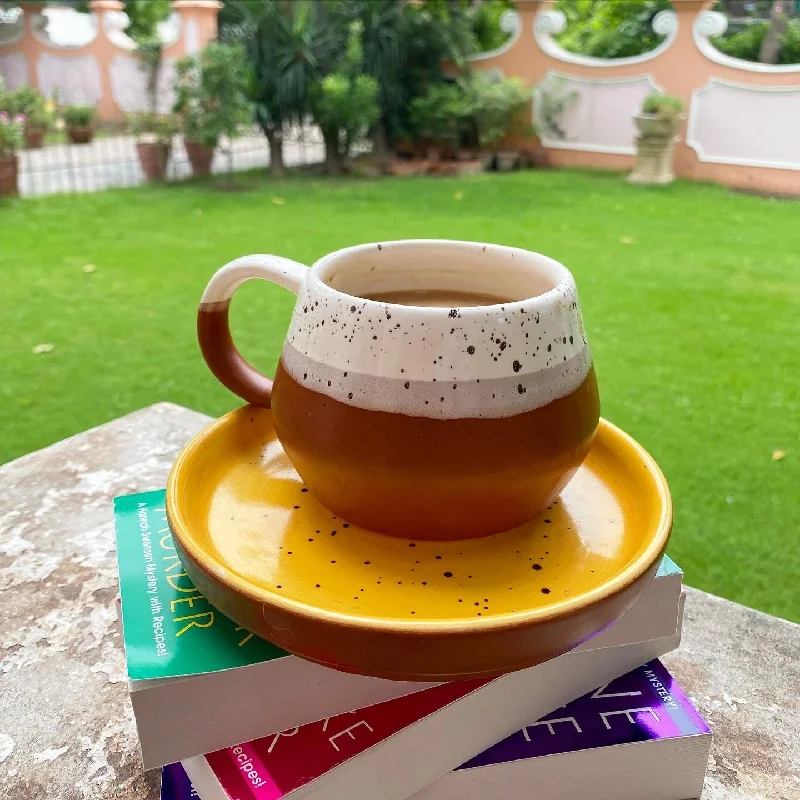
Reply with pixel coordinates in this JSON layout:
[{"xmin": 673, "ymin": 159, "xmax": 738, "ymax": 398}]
[{"xmin": 271, "ymin": 361, "xmax": 600, "ymax": 540}]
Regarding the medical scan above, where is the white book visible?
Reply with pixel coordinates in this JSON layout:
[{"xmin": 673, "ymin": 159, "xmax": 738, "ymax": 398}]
[{"xmin": 181, "ymin": 593, "xmax": 686, "ymax": 800}]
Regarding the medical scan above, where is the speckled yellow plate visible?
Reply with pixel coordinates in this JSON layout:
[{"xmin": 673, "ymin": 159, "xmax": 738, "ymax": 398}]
[{"xmin": 166, "ymin": 406, "xmax": 671, "ymax": 681}]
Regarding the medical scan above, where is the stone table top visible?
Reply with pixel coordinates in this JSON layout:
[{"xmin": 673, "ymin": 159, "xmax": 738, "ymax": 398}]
[{"xmin": 1, "ymin": 403, "xmax": 798, "ymax": 800}]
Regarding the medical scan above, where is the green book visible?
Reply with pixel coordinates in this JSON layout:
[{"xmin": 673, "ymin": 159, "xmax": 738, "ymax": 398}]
[
  {"xmin": 115, "ymin": 490, "xmax": 283, "ymax": 681},
  {"xmin": 114, "ymin": 491, "xmax": 683, "ymax": 770}
]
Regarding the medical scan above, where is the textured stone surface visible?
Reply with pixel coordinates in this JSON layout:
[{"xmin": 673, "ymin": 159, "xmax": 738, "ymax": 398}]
[
  {"xmin": 1, "ymin": 403, "xmax": 798, "ymax": 799},
  {"xmin": 0, "ymin": 404, "xmax": 209, "ymax": 800},
  {"xmin": 663, "ymin": 588, "xmax": 800, "ymax": 800}
]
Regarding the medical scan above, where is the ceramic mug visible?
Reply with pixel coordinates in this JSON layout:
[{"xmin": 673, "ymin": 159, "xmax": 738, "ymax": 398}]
[{"xmin": 198, "ymin": 240, "xmax": 600, "ymax": 540}]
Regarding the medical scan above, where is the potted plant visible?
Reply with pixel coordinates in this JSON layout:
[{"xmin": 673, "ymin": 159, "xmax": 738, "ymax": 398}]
[
  {"xmin": 130, "ymin": 112, "xmax": 177, "ymax": 181},
  {"xmin": 6, "ymin": 87, "xmax": 51, "ymax": 149},
  {"xmin": 629, "ymin": 94, "xmax": 685, "ymax": 185},
  {"xmin": 173, "ymin": 42, "xmax": 251, "ymax": 178},
  {"xmin": 467, "ymin": 72, "xmax": 533, "ymax": 170},
  {"xmin": 634, "ymin": 94, "xmax": 684, "ymax": 138},
  {"xmin": 0, "ymin": 110, "xmax": 24, "ymax": 196},
  {"xmin": 64, "ymin": 105, "xmax": 96, "ymax": 144},
  {"xmin": 409, "ymin": 82, "xmax": 470, "ymax": 162},
  {"xmin": 24, "ymin": 103, "xmax": 52, "ymax": 149}
]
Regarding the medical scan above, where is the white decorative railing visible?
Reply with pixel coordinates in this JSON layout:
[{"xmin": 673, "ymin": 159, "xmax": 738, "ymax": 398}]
[{"xmin": 533, "ymin": 7, "xmax": 679, "ymax": 67}]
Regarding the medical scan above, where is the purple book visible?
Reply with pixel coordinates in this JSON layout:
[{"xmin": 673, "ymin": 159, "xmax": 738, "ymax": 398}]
[
  {"xmin": 460, "ymin": 658, "xmax": 709, "ymax": 768},
  {"xmin": 163, "ymin": 659, "xmax": 710, "ymax": 800}
]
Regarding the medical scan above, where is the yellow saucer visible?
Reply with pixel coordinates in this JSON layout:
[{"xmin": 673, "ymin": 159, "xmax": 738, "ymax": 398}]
[{"xmin": 166, "ymin": 406, "xmax": 671, "ymax": 680}]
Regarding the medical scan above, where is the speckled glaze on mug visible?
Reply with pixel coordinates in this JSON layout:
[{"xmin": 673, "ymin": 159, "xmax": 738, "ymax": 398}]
[{"xmin": 197, "ymin": 240, "xmax": 600, "ymax": 540}]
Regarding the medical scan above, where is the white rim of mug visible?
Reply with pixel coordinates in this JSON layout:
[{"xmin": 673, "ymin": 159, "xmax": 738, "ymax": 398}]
[{"xmin": 306, "ymin": 239, "xmax": 576, "ymax": 315}]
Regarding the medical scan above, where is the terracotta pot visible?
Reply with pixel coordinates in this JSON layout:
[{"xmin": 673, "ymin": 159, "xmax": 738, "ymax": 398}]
[
  {"xmin": 185, "ymin": 140, "xmax": 215, "ymax": 177},
  {"xmin": 67, "ymin": 126, "xmax": 94, "ymax": 145},
  {"xmin": 633, "ymin": 113, "xmax": 682, "ymax": 139},
  {"xmin": 0, "ymin": 155, "xmax": 19, "ymax": 197},
  {"xmin": 24, "ymin": 127, "xmax": 45, "ymax": 149},
  {"xmin": 137, "ymin": 141, "xmax": 171, "ymax": 181}
]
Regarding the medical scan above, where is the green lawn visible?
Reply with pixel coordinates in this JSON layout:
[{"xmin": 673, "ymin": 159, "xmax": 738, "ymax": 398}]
[{"xmin": 2, "ymin": 170, "xmax": 798, "ymax": 621}]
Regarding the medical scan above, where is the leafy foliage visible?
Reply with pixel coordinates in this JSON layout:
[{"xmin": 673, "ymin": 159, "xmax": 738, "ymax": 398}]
[
  {"xmin": 173, "ymin": 42, "xmax": 252, "ymax": 148},
  {"xmin": 224, "ymin": 0, "xmax": 483, "ymax": 162},
  {"xmin": 224, "ymin": 0, "xmax": 350, "ymax": 173},
  {"xmin": 641, "ymin": 93, "xmax": 683, "ymax": 117},
  {"xmin": 122, "ymin": 0, "xmax": 171, "ymax": 44},
  {"xmin": 554, "ymin": 0, "xmax": 671, "ymax": 58},
  {"xmin": 135, "ymin": 36, "xmax": 165, "ymax": 115},
  {"xmin": 712, "ymin": 20, "xmax": 800, "ymax": 64},
  {"xmin": 536, "ymin": 77, "xmax": 578, "ymax": 141},
  {"xmin": 350, "ymin": 0, "xmax": 405, "ymax": 154},
  {"xmin": 127, "ymin": 111, "xmax": 178, "ymax": 143},
  {"xmin": 470, "ymin": 0, "xmax": 515, "ymax": 53},
  {"xmin": 395, "ymin": 0, "xmax": 477, "ymax": 132},
  {"xmin": 63, "ymin": 105, "xmax": 95, "ymax": 128},
  {"xmin": 409, "ymin": 81, "xmax": 471, "ymax": 144},
  {"xmin": 466, "ymin": 71, "xmax": 532, "ymax": 149},
  {"xmin": 310, "ymin": 22, "xmax": 379, "ymax": 169},
  {"xmin": 0, "ymin": 111, "xmax": 24, "ymax": 157},
  {"xmin": 0, "ymin": 86, "xmax": 52, "ymax": 131}
]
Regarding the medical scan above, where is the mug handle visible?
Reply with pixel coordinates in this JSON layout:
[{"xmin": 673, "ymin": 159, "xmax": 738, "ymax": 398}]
[{"xmin": 197, "ymin": 254, "xmax": 309, "ymax": 407}]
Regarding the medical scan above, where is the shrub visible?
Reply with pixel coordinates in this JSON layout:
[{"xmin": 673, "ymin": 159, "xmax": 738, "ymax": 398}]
[
  {"xmin": 64, "ymin": 105, "xmax": 95, "ymax": 128},
  {"xmin": 466, "ymin": 71, "xmax": 532, "ymax": 150},
  {"xmin": 641, "ymin": 93, "xmax": 683, "ymax": 118},
  {"xmin": 309, "ymin": 22, "xmax": 380, "ymax": 172},
  {"xmin": 0, "ymin": 111, "xmax": 25, "ymax": 157},
  {"xmin": 312, "ymin": 73, "xmax": 379, "ymax": 159},
  {"xmin": 712, "ymin": 19, "xmax": 800, "ymax": 65},
  {"xmin": 5, "ymin": 86, "xmax": 39, "ymax": 114},
  {"xmin": 173, "ymin": 41, "xmax": 252, "ymax": 148},
  {"xmin": 128, "ymin": 112, "xmax": 178, "ymax": 143},
  {"xmin": 409, "ymin": 81, "xmax": 471, "ymax": 144},
  {"xmin": 26, "ymin": 104, "xmax": 52, "ymax": 131}
]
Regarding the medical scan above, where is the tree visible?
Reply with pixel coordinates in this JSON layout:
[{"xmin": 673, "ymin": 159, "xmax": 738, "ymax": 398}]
[
  {"xmin": 759, "ymin": 0, "xmax": 790, "ymax": 63},
  {"xmin": 310, "ymin": 23, "xmax": 379, "ymax": 173},
  {"xmin": 225, "ymin": 0, "xmax": 349, "ymax": 176},
  {"xmin": 350, "ymin": 0, "xmax": 405, "ymax": 164},
  {"xmin": 122, "ymin": 0, "xmax": 171, "ymax": 43},
  {"xmin": 173, "ymin": 41, "xmax": 252, "ymax": 148}
]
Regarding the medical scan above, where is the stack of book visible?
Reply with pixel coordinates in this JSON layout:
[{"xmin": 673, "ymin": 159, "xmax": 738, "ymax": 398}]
[{"xmin": 115, "ymin": 491, "xmax": 711, "ymax": 800}]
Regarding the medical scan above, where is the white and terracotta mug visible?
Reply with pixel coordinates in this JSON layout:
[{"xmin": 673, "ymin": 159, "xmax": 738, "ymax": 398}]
[{"xmin": 198, "ymin": 240, "xmax": 600, "ymax": 540}]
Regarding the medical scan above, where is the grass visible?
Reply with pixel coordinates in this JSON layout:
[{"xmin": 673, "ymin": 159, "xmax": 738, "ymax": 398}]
[{"xmin": 2, "ymin": 170, "xmax": 798, "ymax": 622}]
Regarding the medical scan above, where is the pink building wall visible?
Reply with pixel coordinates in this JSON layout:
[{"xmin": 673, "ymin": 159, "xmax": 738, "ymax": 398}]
[
  {"xmin": 471, "ymin": 0, "xmax": 800, "ymax": 195},
  {"xmin": 0, "ymin": 0, "xmax": 221, "ymax": 122}
]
